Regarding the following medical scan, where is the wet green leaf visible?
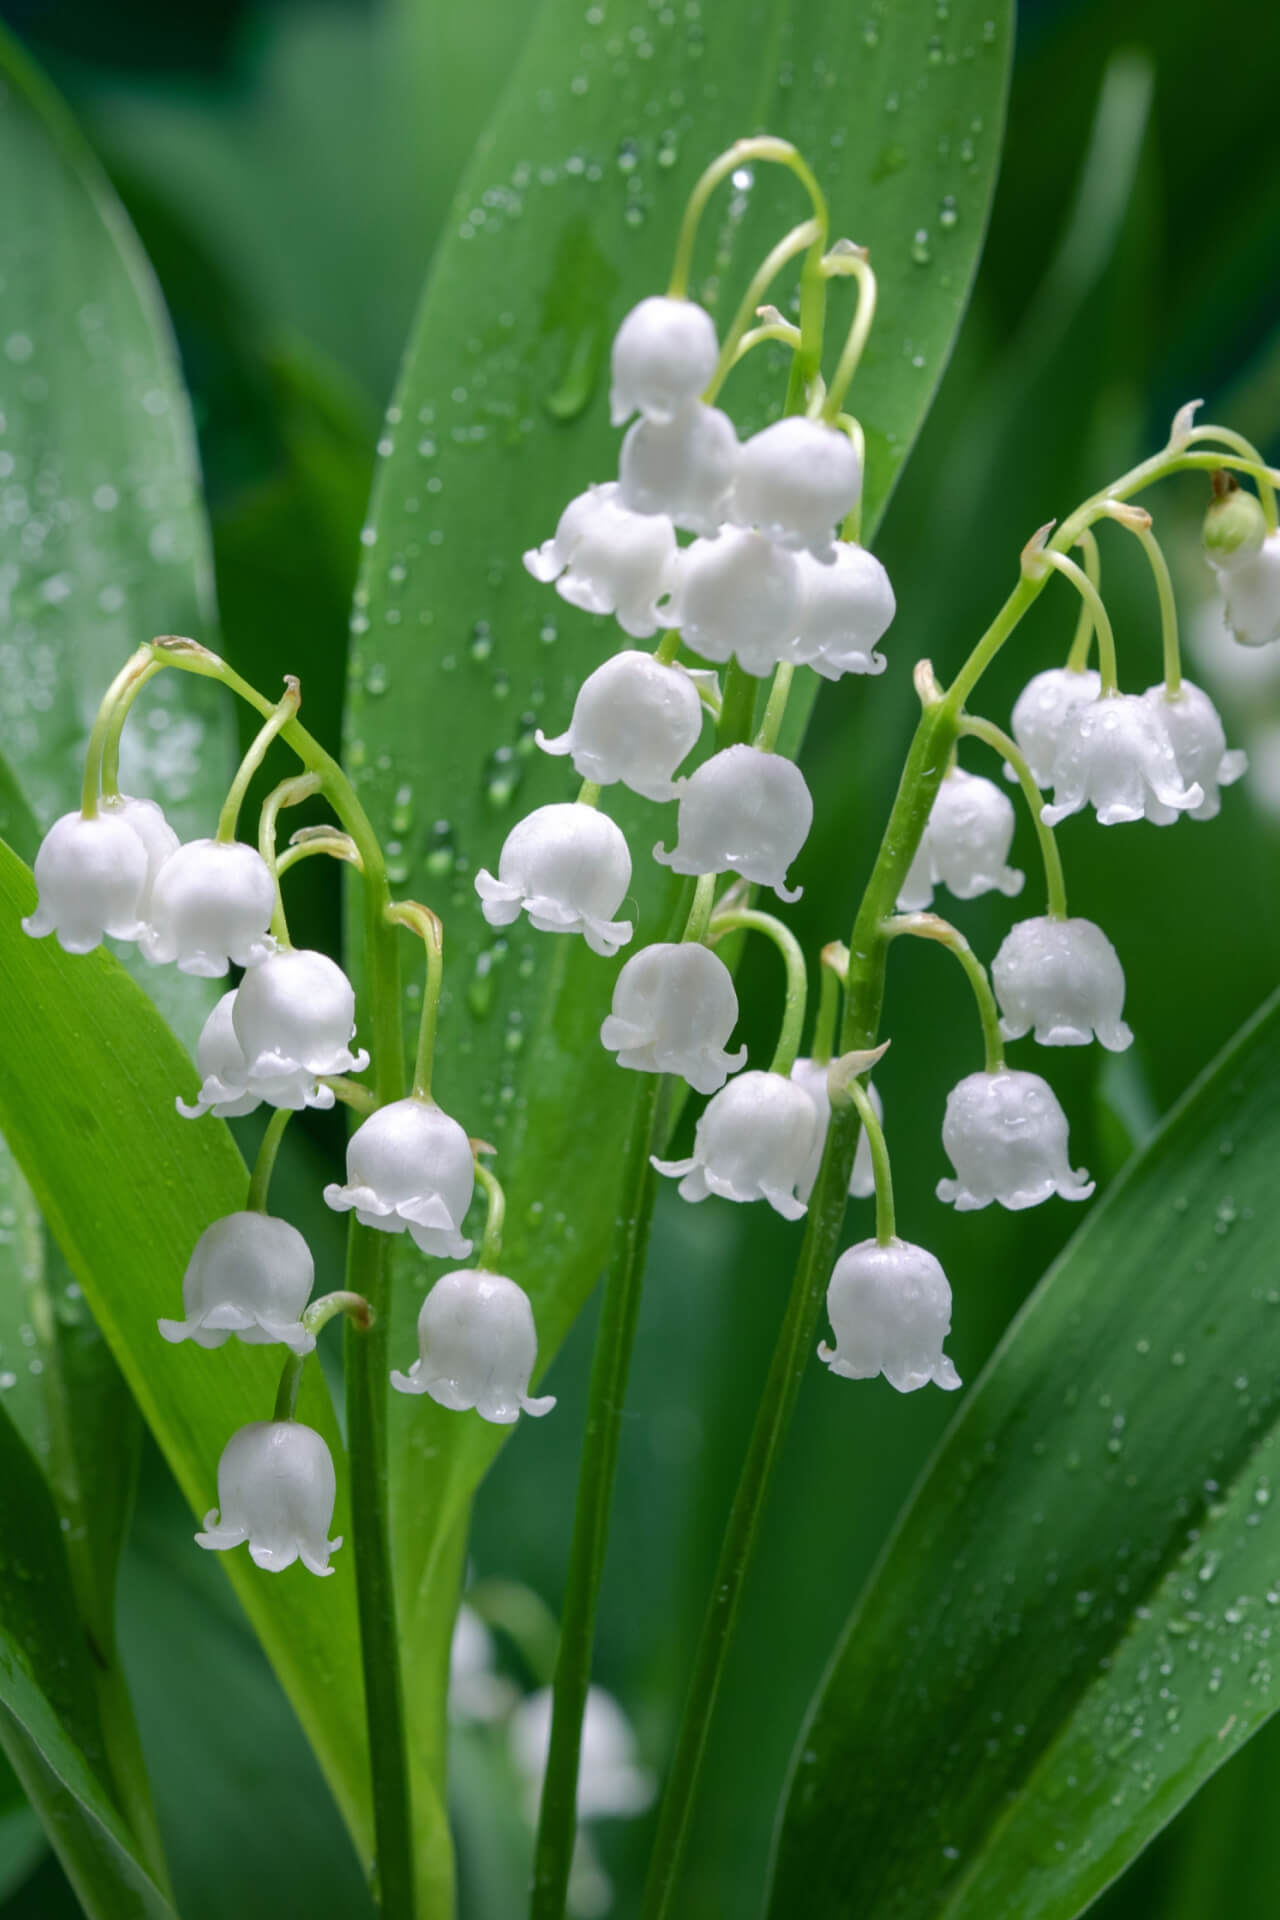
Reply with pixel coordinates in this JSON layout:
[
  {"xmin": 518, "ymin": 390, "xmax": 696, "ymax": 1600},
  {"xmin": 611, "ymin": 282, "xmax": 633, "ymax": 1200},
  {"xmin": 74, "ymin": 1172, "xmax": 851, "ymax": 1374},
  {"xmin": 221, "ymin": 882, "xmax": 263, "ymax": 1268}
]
[{"xmin": 768, "ymin": 988, "xmax": 1280, "ymax": 1920}]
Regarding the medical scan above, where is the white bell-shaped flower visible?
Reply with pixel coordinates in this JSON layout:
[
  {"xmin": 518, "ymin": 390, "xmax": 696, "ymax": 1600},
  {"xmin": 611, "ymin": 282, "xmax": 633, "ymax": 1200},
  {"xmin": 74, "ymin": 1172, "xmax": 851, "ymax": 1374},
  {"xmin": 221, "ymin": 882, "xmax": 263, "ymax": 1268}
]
[
  {"xmin": 158, "ymin": 1211, "xmax": 315, "ymax": 1353},
  {"xmin": 937, "ymin": 1068, "xmax": 1094, "ymax": 1211},
  {"xmin": 654, "ymin": 744, "xmax": 812, "ymax": 903},
  {"xmin": 619, "ymin": 401, "xmax": 739, "ymax": 535},
  {"xmin": 731, "ymin": 416, "xmax": 862, "ymax": 559},
  {"xmin": 231, "ymin": 949, "xmax": 368, "ymax": 1101},
  {"xmin": 177, "ymin": 991, "xmax": 263, "ymax": 1118},
  {"xmin": 1141, "ymin": 680, "xmax": 1247, "ymax": 822},
  {"xmin": 600, "ymin": 942, "xmax": 746, "ymax": 1094},
  {"xmin": 666, "ymin": 526, "xmax": 802, "ymax": 675},
  {"xmin": 791, "ymin": 545, "xmax": 894, "ymax": 680},
  {"xmin": 449, "ymin": 1606, "xmax": 517, "ymax": 1724},
  {"xmin": 22, "ymin": 809, "xmax": 148, "ymax": 954},
  {"xmin": 1208, "ymin": 529, "xmax": 1280, "ymax": 648},
  {"xmin": 536, "ymin": 651, "xmax": 704, "ymax": 802},
  {"xmin": 523, "ymin": 483, "xmax": 676, "ymax": 640},
  {"xmin": 652, "ymin": 1068, "xmax": 817, "ymax": 1219},
  {"xmin": 1010, "ymin": 666, "xmax": 1102, "ymax": 787},
  {"xmin": 789, "ymin": 1058, "xmax": 880, "ymax": 1203},
  {"xmin": 818, "ymin": 1238, "xmax": 961, "ymax": 1394},
  {"xmin": 196, "ymin": 1420, "xmax": 341, "ymax": 1576},
  {"xmin": 102, "ymin": 794, "xmax": 180, "ymax": 914},
  {"xmin": 609, "ymin": 295, "xmax": 718, "ymax": 427},
  {"xmin": 510, "ymin": 1685, "xmax": 655, "ymax": 1821},
  {"xmin": 476, "ymin": 803, "xmax": 633, "ymax": 957},
  {"xmin": 896, "ymin": 767, "xmax": 1024, "ymax": 911},
  {"xmin": 324, "ymin": 1095, "xmax": 474, "ymax": 1258},
  {"xmin": 992, "ymin": 916, "xmax": 1132, "ymax": 1051},
  {"xmin": 141, "ymin": 837, "xmax": 276, "ymax": 975},
  {"xmin": 1041, "ymin": 692, "xmax": 1204, "ymax": 827},
  {"xmin": 390, "ymin": 1269, "xmax": 556, "ymax": 1423}
]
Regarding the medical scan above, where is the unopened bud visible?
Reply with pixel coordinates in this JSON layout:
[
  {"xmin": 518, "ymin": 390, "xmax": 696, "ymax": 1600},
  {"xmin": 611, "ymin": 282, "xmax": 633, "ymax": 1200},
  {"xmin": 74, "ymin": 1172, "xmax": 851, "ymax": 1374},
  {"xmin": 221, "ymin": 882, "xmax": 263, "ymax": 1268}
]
[{"xmin": 1203, "ymin": 475, "xmax": 1266, "ymax": 561}]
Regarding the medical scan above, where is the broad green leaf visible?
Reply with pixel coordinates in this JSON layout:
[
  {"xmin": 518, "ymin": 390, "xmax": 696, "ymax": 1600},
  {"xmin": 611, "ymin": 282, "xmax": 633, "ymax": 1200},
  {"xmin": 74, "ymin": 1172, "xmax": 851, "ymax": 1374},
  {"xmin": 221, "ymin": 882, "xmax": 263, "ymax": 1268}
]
[
  {"xmin": 768, "ymin": 987, "xmax": 1280, "ymax": 1920},
  {"xmin": 345, "ymin": 0, "xmax": 1012, "ymax": 1707},
  {"xmin": 0, "ymin": 844, "xmax": 374, "ymax": 1874},
  {"xmin": 0, "ymin": 28, "xmax": 235, "ymax": 1050}
]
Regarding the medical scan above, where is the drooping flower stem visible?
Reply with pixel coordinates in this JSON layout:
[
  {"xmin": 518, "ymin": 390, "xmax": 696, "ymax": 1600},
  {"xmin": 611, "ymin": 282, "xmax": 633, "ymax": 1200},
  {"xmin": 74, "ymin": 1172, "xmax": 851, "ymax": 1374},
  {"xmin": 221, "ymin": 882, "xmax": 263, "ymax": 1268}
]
[
  {"xmin": 1065, "ymin": 528, "xmax": 1101, "ymax": 672},
  {"xmin": 80, "ymin": 645, "xmax": 156, "ymax": 818},
  {"xmin": 216, "ymin": 678, "xmax": 301, "ymax": 844},
  {"xmin": 259, "ymin": 771, "xmax": 322, "ymax": 946},
  {"xmin": 754, "ymin": 662, "xmax": 795, "ymax": 753},
  {"xmin": 530, "ymin": 1072, "xmax": 664, "ymax": 1920},
  {"xmin": 716, "ymin": 659, "xmax": 758, "ymax": 750},
  {"xmin": 703, "ymin": 218, "xmax": 821, "ymax": 400},
  {"xmin": 246, "ymin": 1107, "xmax": 293, "ymax": 1214},
  {"xmin": 472, "ymin": 1157, "xmax": 506, "ymax": 1272},
  {"xmin": 709, "ymin": 907, "xmax": 807, "ymax": 1076},
  {"xmin": 667, "ymin": 137, "xmax": 827, "ymax": 302},
  {"xmin": 960, "ymin": 715, "xmax": 1068, "ymax": 920},
  {"xmin": 811, "ymin": 941, "xmax": 849, "ymax": 1067},
  {"xmin": 386, "ymin": 900, "xmax": 445, "ymax": 1101},
  {"xmin": 832, "ymin": 1069, "xmax": 894, "ymax": 1247},
  {"xmin": 1104, "ymin": 504, "xmax": 1183, "ymax": 693},
  {"xmin": 680, "ymin": 872, "xmax": 718, "ymax": 945},
  {"xmin": 817, "ymin": 247, "xmax": 878, "ymax": 422},
  {"xmin": 1036, "ymin": 552, "xmax": 1119, "ymax": 694},
  {"xmin": 882, "ymin": 914, "xmax": 1004, "ymax": 1073},
  {"xmin": 99, "ymin": 657, "xmax": 166, "ymax": 801}
]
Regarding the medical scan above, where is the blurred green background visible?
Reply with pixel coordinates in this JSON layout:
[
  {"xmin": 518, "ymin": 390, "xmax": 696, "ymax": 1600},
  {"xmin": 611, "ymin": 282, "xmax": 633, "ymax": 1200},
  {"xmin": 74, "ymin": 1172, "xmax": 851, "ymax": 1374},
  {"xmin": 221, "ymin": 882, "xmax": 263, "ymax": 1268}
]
[{"xmin": 2, "ymin": 0, "xmax": 1279, "ymax": 1914}]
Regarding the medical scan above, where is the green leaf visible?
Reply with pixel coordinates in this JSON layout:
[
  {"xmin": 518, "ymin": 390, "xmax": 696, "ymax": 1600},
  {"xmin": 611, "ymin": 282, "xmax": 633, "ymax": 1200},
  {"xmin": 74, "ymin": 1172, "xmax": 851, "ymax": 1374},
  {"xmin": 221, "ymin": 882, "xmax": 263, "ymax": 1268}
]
[
  {"xmin": 0, "ymin": 28, "xmax": 235, "ymax": 1049},
  {"xmin": 0, "ymin": 843, "xmax": 374, "ymax": 1876},
  {"xmin": 768, "ymin": 987, "xmax": 1280, "ymax": 1920},
  {"xmin": 344, "ymin": 0, "xmax": 1012, "ymax": 1724}
]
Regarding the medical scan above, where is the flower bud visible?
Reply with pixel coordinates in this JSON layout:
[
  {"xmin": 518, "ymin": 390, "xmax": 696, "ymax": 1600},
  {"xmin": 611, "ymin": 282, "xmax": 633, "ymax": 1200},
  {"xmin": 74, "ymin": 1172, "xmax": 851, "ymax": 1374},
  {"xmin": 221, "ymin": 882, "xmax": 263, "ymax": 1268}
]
[
  {"xmin": 896, "ymin": 768, "xmax": 1024, "ymax": 912},
  {"xmin": 523, "ymin": 483, "xmax": 677, "ymax": 639},
  {"xmin": 1041, "ymin": 692, "xmax": 1204, "ymax": 828},
  {"xmin": 476, "ymin": 803, "xmax": 633, "ymax": 957},
  {"xmin": 141, "ymin": 838, "xmax": 277, "ymax": 975},
  {"xmin": 159, "ymin": 1212, "xmax": 315, "ymax": 1353},
  {"xmin": 609, "ymin": 295, "xmax": 718, "ymax": 427},
  {"xmin": 654, "ymin": 744, "xmax": 813, "ymax": 903},
  {"xmin": 536, "ymin": 651, "xmax": 704, "ymax": 802},
  {"xmin": 102, "ymin": 795, "xmax": 180, "ymax": 914},
  {"xmin": 992, "ymin": 916, "xmax": 1132, "ymax": 1051},
  {"xmin": 23, "ymin": 809, "xmax": 149, "ymax": 953},
  {"xmin": 619, "ymin": 402, "xmax": 739, "ymax": 535},
  {"xmin": 652, "ymin": 1068, "xmax": 817, "ymax": 1218},
  {"xmin": 789, "ymin": 1058, "xmax": 880, "ymax": 1202},
  {"xmin": 1202, "ymin": 483, "xmax": 1266, "ymax": 561},
  {"xmin": 324, "ymin": 1095, "xmax": 474, "ymax": 1258},
  {"xmin": 791, "ymin": 545, "xmax": 894, "ymax": 680},
  {"xmin": 1010, "ymin": 666, "xmax": 1101, "ymax": 788},
  {"xmin": 600, "ymin": 942, "xmax": 746, "ymax": 1094},
  {"xmin": 1206, "ymin": 529, "xmax": 1280, "ymax": 648},
  {"xmin": 510, "ymin": 1685, "xmax": 655, "ymax": 1820},
  {"xmin": 937, "ymin": 1068, "xmax": 1093, "ymax": 1211},
  {"xmin": 196, "ymin": 1421, "xmax": 341, "ymax": 1575},
  {"xmin": 1141, "ymin": 681, "xmax": 1246, "ymax": 822},
  {"xmin": 232, "ymin": 949, "xmax": 368, "ymax": 1096},
  {"xmin": 818, "ymin": 1238, "xmax": 961, "ymax": 1393},
  {"xmin": 731, "ymin": 417, "xmax": 862, "ymax": 559},
  {"xmin": 664, "ymin": 527, "xmax": 802, "ymax": 676},
  {"xmin": 390, "ymin": 1269, "xmax": 555, "ymax": 1423}
]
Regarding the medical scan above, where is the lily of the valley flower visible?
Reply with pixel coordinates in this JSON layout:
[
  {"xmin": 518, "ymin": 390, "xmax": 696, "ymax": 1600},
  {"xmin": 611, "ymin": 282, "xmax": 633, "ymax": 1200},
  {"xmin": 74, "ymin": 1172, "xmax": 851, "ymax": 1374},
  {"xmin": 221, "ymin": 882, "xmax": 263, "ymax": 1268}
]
[
  {"xmin": 1141, "ymin": 680, "xmax": 1247, "ymax": 821},
  {"xmin": 789, "ymin": 1058, "xmax": 879, "ymax": 1202},
  {"xmin": 102, "ymin": 794, "xmax": 180, "ymax": 913},
  {"xmin": 790, "ymin": 544, "xmax": 895, "ymax": 680},
  {"xmin": 731, "ymin": 416, "xmax": 862, "ymax": 560},
  {"xmin": 390, "ymin": 1269, "xmax": 556, "ymax": 1423},
  {"xmin": 523, "ymin": 483, "xmax": 676, "ymax": 639},
  {"xmin": 324, "ymin": 1095, "xmax": 474, "ymax": 1258},
  {"xmin": 992, "ymin": 916, "xmax": 1133, "ymax": 1051},
  {"xmin": 158, "ymin": 1212, "xmax": 315, "ymax": 1353},
  {"xmin": 476, "ymin": 803, "xmax": 634, "ymax": 957},
  {"xmin": 231, "ymin": 948, "xmax": 368, "ymax": 1096},
  {"xmin": 654, "ymin": 744, "xmax": 813, "ymax": 903},
  {"xmin": 23, "ymin": 809, "xmax": 149, "ymax": 954},
  {"xmin": 509, "ymin": 1685, "xmax": 655, "ymax": 1822},
  {"xmin": 818, "ymin": 1238, "xmax": 962, "ymax": 1394},
  {"xmin": 609, "ymin": 295, "xmax": 719, "ymax": 427},
  {"xmin": 896, "ymin": 767, "xmax": 1024, "ymax": 912},
  {"xmin": 536, "ymin": 651, "xmax": 705, "ymax": 802},
  {"xmin": 937, "ymin": 1068, "xmax": 1094, "ymax": 1211},
  {"xmin": 665, "ymin": 526, "xmax": 802, "ymax": 676},
  {"xmin": 196, "ymin": 1421, "xmax": 341, "ymax": 1576},
  {"xmin": 619, "ymin": 402, "xmax": 739, "ymax": 535},
  {"xmin": 1041, "ymin": 692, "xmax": 1204, "ymax": 827},
  {"xmin": 652, "ymin": 1068, "xmax": 817, "ymax": 1218},
  {"xmin": 600, "ymin": 942, "xmax": 746, "ymax": 1094},
  {"xmin": 1207, "ymin": 528, "xmax": 1280, "ymax": 648},
  {"xmin": 141, "ymin": 837, "xmax": 277, "ymax": 975},
  {"xmin": 1010, "ymin": 666, "xmax": 1102, "ymax": 788},
  {"xmin": 178, "ymin": 992, "xmax": 265, "ymax": 1118}
]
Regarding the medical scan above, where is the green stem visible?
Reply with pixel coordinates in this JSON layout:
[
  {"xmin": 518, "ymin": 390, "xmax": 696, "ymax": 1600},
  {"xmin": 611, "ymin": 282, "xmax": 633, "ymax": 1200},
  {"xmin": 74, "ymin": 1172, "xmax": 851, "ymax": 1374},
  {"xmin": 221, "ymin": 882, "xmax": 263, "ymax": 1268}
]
[
  {"xmin": 80, "ymin": 646, "xmax": 155, "ymax": 818},
  {"xmin": 883, "ymin": 913, "xmax": 1003, "ymax": 1072},
  {"xmin": 274, "ymin": 1351, "xmax": 305, "ymax": 1422},
  {"xmin": 1183, "ymin": 424, "xmax": 1278, "ymax": 529},
  {"xmin": 703, "ymin": 220, "xmax": 820, "ymax": 402},
  {"xmin": 473, "ymin": 1160, "xmax": 506, "ymax": 1272},
  {"xmin": 1065, "ymin": 528, "xmax": 1100, "ymax": 672},
  {"xmin": 716, "ymin": 661, "xmax": 758, "ymax": 750},
  {"xmin": 754, "ymin": 663, "xmax": 795, "ymax": 753},
  {"xmin": 667, "ymin": 137, "xmax": 827, "ymax": 299},
  {"xmin": 811, "ymin": 942, "xmax": 848, "ymax": 1066},
  {"xmin": 960, "ymin": 715, "xmax": 1067, "ymax": 920},
  {"xmin": 276, "ymin": 829, "xmax": 363, "ymax": 876},
  {"xmin": 530, "ymin": 1074, "xmax": 664, "ymax": 1920},
  {"xmin": 708, "ymin": 908, "xmax": 806, "ymax": 1077},
  {"xmin": 386, "ymin": 902, "xmax": 444, "ymax": 1101},
  {"xmin": 217, "ymin": 678, "xmax": 301, "ymax": 843},
  {"xmin": 653, "ymin": 630, "xmax": 683, "ymax": 666},
  {"xmin": 1109, "ymin": 509, "xmax": 1182, "ymax": 693},
  {"xmin": 839, "ymin": 1075, "xmax": 894, "ymax": 1246},
  {"xmin": 836, "ymin": 415, "xmax": 866, "ymax": 544},
  {"xmin": 100, "ymin": 660, "xmax": 166, "ymax": 801},
  {"xmin": 259, "ymin": 771, "xmax": 322, "ymax": 946},
  {"xmin": 247, "ymin": 1107, "xmax": 293, "ymax": 1214},
  {"xmin": 680, "ymin": 872, "xmax": 718, "ymax": 945},
  {"xmin": 1038, "ymin": 552, "xmax": 1119, "ymax": 693},
  {"xmin": 818, "ymin": 250, "xmax": 877, "ymax": 421},
  {"xmin": 320, "ymin": 1075, "xmax": 377, "ymax": 1115}
]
